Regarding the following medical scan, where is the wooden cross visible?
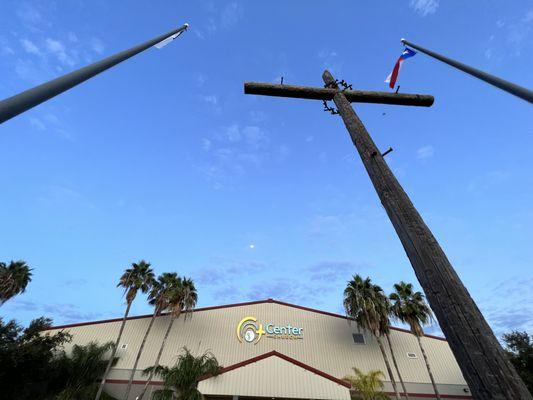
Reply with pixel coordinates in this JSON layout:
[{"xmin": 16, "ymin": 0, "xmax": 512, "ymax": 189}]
[{"xmin": 244, "ymin": 70, "xmax": 532, "ymax": 400}]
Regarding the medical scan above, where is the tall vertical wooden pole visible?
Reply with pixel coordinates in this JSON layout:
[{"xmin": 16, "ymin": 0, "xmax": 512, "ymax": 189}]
[{"xmin": 322, "ymin": 70, "xmax": 531, "ymax": 400}]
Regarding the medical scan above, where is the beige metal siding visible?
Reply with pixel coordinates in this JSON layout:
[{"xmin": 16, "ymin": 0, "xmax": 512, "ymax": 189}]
[
  {"xmin": 198, "ymin": 355, "xmax": 350, "ymax": 400},
  {"xmin": 46, "ymin": 301, "xmax": 469, "ymax": 395}
]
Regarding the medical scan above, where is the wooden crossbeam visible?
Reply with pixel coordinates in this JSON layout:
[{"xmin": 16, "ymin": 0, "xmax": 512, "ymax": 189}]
[{"xmin": 244, "ymin": 82, "xmax": 434, "ymax": 107}]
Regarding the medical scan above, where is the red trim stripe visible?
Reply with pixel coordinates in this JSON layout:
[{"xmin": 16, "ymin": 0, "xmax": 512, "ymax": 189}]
[
  {"xmin": 103, "ymin": 361, "xmax": 472, "ymax": 399},
  {"xmin": 44, "ymin": 298, "xmax": 446, "ymax": 341},
  {"xmin": 197, "ymin": 350, "xmax": 351, "ymax": 389},
  {"xmin": 103, "ymin": 351, "xmax": 472, "ymax": 399},
  {"xmin": 44, "ymin": 299, "xmax": 270, "ymax": 331},
  {"xmin": 102, "ymin": 381, "xmax": 473, "ymax": 399},
  {"xmin": 269, "ymin": 299, "xmax": 446, "ymax": 341},
  {"xmin": 384, "ymin": 393, "xmax": 472, "ymax": 399}
]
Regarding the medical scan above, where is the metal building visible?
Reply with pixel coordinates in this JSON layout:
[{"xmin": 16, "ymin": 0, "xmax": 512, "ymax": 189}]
[{"xmin": 44, "ymin": 299, "xmax": 472, "ymax": 399}]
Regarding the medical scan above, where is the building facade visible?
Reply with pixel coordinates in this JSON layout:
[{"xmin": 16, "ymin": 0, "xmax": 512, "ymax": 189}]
[{"xmin": 45, "ymin": 299, "xmax": 472, "ymax": 399}]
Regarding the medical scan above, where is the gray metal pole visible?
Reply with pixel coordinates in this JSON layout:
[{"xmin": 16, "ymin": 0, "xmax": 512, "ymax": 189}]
[
  {"xmin": 401, "ymin": 38, "xmax": 533, "ymax": 104},
  {"xmin": 0, "ymin": 23, "xmax": 189, "ymax": 124}
]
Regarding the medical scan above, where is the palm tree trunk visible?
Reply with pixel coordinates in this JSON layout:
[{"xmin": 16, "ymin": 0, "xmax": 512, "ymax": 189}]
[
  {"xmin": 386, "ymin": 333, "xmax": 409, "ymax": 399},
  {"xmin": 123, "ymin": 308, "xmax": 159, "ymax": 400},
  {"xmin": 376, "ymin": 335, "xmax": 401, "ymax": 400},
  {"xmin": 416, "ymin": 334, "xmax": 441, "ymax": 400},
  {"xmin": 138, "ymin": 314, "xmax": 176, "ymax": 400},
  {"xmin": 95, "ymin": 300, "xmax": 132, "ymax": 400}
]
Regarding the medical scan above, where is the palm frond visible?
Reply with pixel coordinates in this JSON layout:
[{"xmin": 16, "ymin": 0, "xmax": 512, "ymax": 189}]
[
  {"xmin": 389, "ymin": 281, "xmax": 433, "ymax": 336},
  {"xmin": 151, "ymin": 389, "xmax": 175, "ymax": 400},
  {"xmin": 143, "ymin": 364, "xmax": 171, "ymax": 377},
  {"xmin": 343, "ymin": 367, "xmax": 388, "ymax": 400},
  {"xmin": 144, "ymin": 347, "xmax": 220, "ymax": 400},
  {"xmin": 117, "ymin": 260, "xmax": 155, "ymax": 304},
  {"xmin": 344, "ymin": 275, "xmax": 389, "ymax": 336},
  {"xmin": 54, "ymin": 341, "xmax": 119, "ymax": 399},
  {"xmin": 0, "ymin": 260, "xmax": 32, "ymax": 304}
]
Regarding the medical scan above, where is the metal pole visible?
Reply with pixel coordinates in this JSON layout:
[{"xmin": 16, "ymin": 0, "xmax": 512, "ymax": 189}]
[
  {"xmin": 0, "ymin": 23, "xmax": 189, "ymax": 124},
  {"xmin": 401, "ymin": 38, "xmax": 533, "ymax": 104}
]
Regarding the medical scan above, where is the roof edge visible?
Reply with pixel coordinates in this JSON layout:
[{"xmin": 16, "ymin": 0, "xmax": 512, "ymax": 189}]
[
  {"xmin": 198, "ymin": 350, "xmax": 351, "ymax": 389},
  {"xmin": 44, "ymin": 298, "xmax": 446, "ymax": 341}
]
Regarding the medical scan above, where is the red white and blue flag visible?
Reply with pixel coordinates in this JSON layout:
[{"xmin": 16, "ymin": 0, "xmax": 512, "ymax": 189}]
[{"xmin": 385, "ymin": 48, "xmax": 417, "ymax": 89}]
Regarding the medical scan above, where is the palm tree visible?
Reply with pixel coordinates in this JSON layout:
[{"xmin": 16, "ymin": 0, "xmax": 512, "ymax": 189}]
[
  {"xmin": 0, "ymin": 260, "xmax": 32, "ymax": 305},
  {"xmin": 344, "ymin": 275, "xmax": 401, "ymax": 400},
  {"xmin": 142, "ymin": 347, "xmax": 220, "ymax": 400},
  {"xmin": 54, "ymin": 341, "xmax": 119, "ymax": 400},
  {"xmin": 343, "ymin": 367, "xmax": 389, "ymax": 400},
  {"xmin": 390, "ymin": 281, "xmax": 441, "ymax": 399},
  {"xmin": 138, "ymin": 277, "xmax": 197, "ymax": 399},
  {"xmin": 123, "ymin": 272, "xmax": 178, "ymax": 400},
  {"xmin": 95, "ymin": 260, "xmax": 155, "ymax": 400},
  {"xmin": 378, "ymin": 294, "xmax": 409, "ymax": 399}
]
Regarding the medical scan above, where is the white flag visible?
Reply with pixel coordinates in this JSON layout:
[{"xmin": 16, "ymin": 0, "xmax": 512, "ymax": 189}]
[{"xmin": 154, "ymin": 30, "xmax": 184, "ymax": 49}]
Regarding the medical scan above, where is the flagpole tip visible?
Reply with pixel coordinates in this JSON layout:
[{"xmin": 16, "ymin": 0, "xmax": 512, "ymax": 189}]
[
  {"xmin": 184, "ymin": 23, "xmax": 189, "ymax": 28},
  {"xmin": 400, "ymin": 38, "xmax": 406, "ymax": 44}
]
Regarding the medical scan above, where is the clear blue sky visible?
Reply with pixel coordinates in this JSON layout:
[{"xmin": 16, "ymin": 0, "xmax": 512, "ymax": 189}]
[{"xmin": 1, "ymin": 0, "xmax": 532, "ymax": 337}]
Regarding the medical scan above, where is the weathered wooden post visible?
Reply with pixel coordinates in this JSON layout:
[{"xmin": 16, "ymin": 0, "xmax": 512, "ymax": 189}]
[{"xmin": 244, "ymin": 71, "xmax": 532, "ymax": 399}]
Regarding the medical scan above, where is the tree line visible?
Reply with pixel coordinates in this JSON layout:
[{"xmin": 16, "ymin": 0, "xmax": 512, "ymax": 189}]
[
  {"xmin": 0, "ymin": 260, "xmax": 203, "ymax": 400},
  {"xmin": 1, "ymin": 260, "xmax": 532, "ymax": 399}
]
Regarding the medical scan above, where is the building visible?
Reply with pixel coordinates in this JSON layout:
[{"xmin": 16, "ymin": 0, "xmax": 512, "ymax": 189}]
[{"xmin": 44, "ymin": 299, "xmax": 472, "ymax": 399}]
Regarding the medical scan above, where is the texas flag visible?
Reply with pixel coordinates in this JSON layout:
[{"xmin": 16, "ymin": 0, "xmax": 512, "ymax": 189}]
[{"xmin": 385, "ymin": 48, "xmax": 417, "ymax": 89}]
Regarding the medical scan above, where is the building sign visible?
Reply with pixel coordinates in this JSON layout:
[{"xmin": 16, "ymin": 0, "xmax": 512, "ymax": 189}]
[{"xmin": 236, "ymin": 316, "xmax": 303, "ymax": 344}]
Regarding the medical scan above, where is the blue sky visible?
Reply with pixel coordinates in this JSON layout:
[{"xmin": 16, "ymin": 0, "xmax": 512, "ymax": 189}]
[{"xmin": 0, "ymin": 0, "xmax": 532, "ymax": 337}]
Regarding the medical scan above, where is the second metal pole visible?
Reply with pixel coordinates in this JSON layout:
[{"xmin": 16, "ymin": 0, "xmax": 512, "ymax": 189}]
[
  {"xmin": 401, "ymin": 38, "xmax": 533, "ymax": 104},
  {"xmin": 0, "ymin": 23, "xmax": 189, "ymax": 124}
]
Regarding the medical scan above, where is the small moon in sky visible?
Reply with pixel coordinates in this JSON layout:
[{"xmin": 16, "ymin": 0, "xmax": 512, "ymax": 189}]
[{"xmin": 249, "ymin": 244, "xmax": 255, "ymax": 249}]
